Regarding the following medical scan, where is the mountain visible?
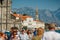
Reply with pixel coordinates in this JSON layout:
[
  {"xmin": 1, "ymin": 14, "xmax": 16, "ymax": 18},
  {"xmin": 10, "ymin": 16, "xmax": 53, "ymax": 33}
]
[
  {"xmin": 53, "ymin": 8, "xmax": 60, "ymax": 26},
  {"xmin": 12, "ymin": 7, "xmax": 60, "ymax": 26}
]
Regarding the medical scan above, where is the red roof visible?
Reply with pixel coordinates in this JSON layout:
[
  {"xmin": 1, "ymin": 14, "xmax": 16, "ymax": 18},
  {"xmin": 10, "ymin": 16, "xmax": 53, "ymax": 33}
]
[
  {"xmin": 11, "ymin": 14, "xmax": 31, "ymax": 21},
  {"xmin": 11, "ymin": 14, "xmax": 44, "ymax": 23},
  {"xmin": 34, "ymin": 20, "xmax": 44, "ymax": 23},
  {"xmin": 12, "ymin": 14, "xmax": 22, "ymax": 17}
]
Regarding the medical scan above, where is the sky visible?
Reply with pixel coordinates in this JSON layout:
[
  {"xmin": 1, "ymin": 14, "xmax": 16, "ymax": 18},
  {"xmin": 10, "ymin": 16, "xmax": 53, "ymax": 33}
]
[{"xmin": 12, "ymin": 0, "xmax": 60, "ymax": 11}]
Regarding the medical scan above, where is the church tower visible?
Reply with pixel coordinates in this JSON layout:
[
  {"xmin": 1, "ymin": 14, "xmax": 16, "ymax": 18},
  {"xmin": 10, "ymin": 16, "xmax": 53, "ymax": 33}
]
[
  {"xmin": 35, "ymin": 7, "xmax": 39, "ymax": 20},
  {"xmin": 0, "ymin": 0, "xmax": 12, "ymax": 31}
]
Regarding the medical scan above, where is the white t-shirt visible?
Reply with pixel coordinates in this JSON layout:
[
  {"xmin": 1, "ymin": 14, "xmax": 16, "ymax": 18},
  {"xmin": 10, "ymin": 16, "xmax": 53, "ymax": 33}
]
[
  {"xmin": 20, "ymin": 33, "xmax": 29, "ymax": 40},
  {"xmin": 27, "ymin": 34, "xmax": 33, "ymax": 40},
  {"xmin": 42, "ymin": 31, "xmax": 60, "ymax": 40}
]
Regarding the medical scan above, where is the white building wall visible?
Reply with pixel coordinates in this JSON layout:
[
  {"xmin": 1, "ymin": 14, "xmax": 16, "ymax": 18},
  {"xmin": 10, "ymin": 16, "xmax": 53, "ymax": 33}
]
[{"xmin": 22, "ymin": 18, "xmax": 45, "ymax": 29}]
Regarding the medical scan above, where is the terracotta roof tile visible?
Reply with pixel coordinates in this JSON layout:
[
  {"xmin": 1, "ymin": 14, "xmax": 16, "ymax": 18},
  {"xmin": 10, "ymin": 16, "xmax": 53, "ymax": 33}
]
[
  {"xmin": 11, "ymin": 14, "xmax": 31, "ymax": 21},
  {"xmin": 34, "ymin": 20, "xmax": 44, "ymax": 23}
]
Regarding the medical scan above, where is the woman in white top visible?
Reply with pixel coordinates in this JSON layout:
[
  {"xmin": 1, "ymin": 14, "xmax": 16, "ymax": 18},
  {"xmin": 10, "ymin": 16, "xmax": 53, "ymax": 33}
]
[
  {"xmin": 19, "ymin": 29, "xmax": 29, "ymax": 40},
  {"xmin": 27, "ymin": 30, "xmax": 33, "ymax": 40}
]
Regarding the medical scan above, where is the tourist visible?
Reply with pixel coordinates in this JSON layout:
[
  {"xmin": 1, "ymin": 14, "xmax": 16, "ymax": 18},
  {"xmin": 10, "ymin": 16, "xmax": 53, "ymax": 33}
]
[
  {"xmin": 42, "ymin": 24, "xmax": 60, "ymax": 40},
  {"xmin": 32, "ymin": 27, "xmax": 44, "ymax": 40},
  {"xmin": 19, "ymin": 29, "xmax": 29, "ymax": 40},
  {"xmin": 33, "ymin": 28, "xmax": 37, "ymax": 36},
  {"xmin": 8, "ymin": 27, "xmax": 19, "ymax": 40},
  {"xmin": 10, "ymin": 31, "xmax": 20, "ymax": 40},
  {"xmin": 27, "ymin": 30, "xmax": 33, "ymax": 40},
  {"xmin": 0, "ymin": 32, "xmax": 8, "ymax": 40}
]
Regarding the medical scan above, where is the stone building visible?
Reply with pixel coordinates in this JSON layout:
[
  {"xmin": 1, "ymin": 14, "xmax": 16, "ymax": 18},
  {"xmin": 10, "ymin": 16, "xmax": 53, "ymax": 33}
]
[
  {"xmin": 11, "ymin": 8, "xmax": 45, "ymax": 29},
  {"xmin": 0, "ymin": 0, "xmax": 45, "ymax": 31},
  {"xmin": 0, "ymin": 0, "xmax": 14, "ymax": 31}
]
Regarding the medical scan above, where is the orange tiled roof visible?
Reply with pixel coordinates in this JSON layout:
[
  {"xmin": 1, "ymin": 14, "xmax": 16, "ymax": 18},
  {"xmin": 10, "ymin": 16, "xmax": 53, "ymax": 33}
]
[
  {"xmin": 21, "ymin": 16, "xmax": 31, "ymax": 21},
  {"xmin": 34, "ymin": 20, "xmax": 44, "ymax": 23},
  {"xmin": 34, "ymin": 20, "xmax": 40, "ymax": 22},
  {"xmin": 12, "ymin": 14, "xmax": 22, "ymax": 17},
  {"xmin": 11, "ymin": 14, "xmax": 44, "ymax": 23},
  {"xmin": 11, "ymin": 14, "xmax": 31, "ymax": 21}
]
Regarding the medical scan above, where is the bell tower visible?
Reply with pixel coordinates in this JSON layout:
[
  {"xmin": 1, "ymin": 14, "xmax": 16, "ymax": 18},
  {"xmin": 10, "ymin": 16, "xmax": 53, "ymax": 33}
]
[
  {"xmin": 35, "ymin": 7, "xmax": 39, "ymax": 20},
  {"xmin": 0, "ymin": 0, "xmax": 12, "ymax": 31}
]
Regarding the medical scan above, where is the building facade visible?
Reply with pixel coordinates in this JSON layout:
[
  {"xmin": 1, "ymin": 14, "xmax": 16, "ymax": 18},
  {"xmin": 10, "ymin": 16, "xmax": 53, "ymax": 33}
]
[
  {"xmin": 0, "ymin": 0, "xmax": 45, "ymax": 31},
  {"xmin": 0, "ymin": 0, "xmax": 13, "ymax": 31}
]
